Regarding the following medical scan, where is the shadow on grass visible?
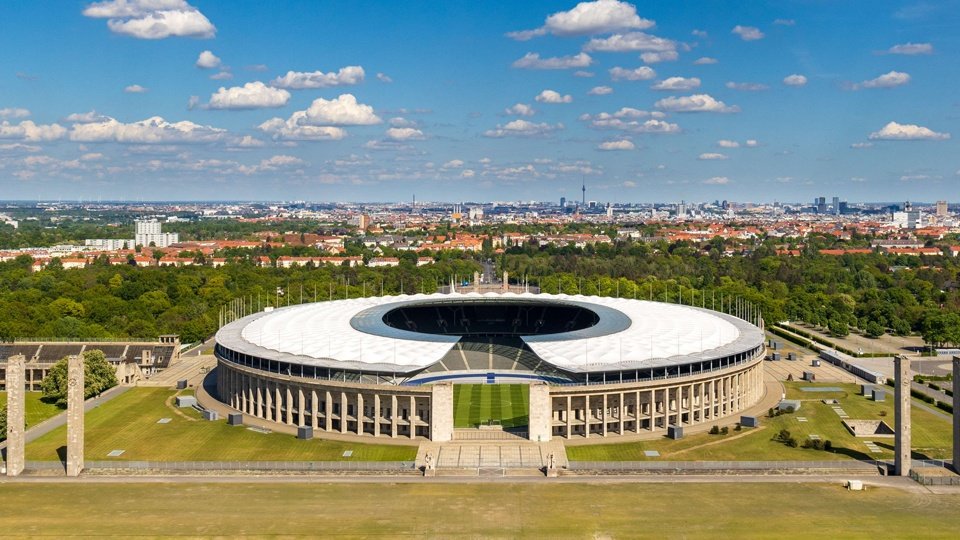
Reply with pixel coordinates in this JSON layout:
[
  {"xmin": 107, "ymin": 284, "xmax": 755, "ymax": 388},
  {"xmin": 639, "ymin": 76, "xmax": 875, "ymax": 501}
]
[
  {"xmin": 55, "ymin": 445, "xmax": 67, "ymax": 470},
  {"xmin": 873, "ymin": 441, "xmax": 938, "ymax": 461}
]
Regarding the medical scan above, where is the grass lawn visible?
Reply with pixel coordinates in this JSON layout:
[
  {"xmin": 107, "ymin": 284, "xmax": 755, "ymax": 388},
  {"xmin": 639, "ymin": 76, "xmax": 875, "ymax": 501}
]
[
  {"xmin": 0, "ymin": 391, "xmax": 63, "ymax": 428},
  {"xmin": 0, "ymin": 482, "xmax": 958, "ymax": 537},
  {"xmin": 567, "ymin": 382, "xmax": 954, "ymax": 462},
  {"xmin": 24, "ymin": 388, "xmax": 416, "ymax": 462},
  {"xmin": 453, "ymin": 383, "xmax": 529, "ymax": 428}
]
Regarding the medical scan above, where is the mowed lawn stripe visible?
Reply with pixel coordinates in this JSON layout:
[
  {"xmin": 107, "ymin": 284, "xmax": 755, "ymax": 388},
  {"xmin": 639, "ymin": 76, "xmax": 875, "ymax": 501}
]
[
  {"xmin": 24, "ymin": 388, "xmax": 416, "ymax": 462},
  {"xmin": 491, "ymin": 384, "xmax": 503, "ymax": 425}
]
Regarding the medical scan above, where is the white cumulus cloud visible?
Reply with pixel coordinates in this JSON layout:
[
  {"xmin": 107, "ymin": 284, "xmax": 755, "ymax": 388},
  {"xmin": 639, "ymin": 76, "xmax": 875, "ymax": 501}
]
[
  {"xmin": 124, "ymin": 84, "xmax": 148, "ymax": 93},
  {"xmin": 386, "ymin": 128, "xmax": 424, "ymax": 141},
  {"xmin": 693, "ymin": 57, "xmax": 718, "ymax": 65},
  {"xmin": 208, "ymin": 82, "xmax": 290, "ymax": 110},
  {"xmin": 888, "ymin": 42, "xmax": 933, "ymax": 55},
  {"xmin": 195, "ymin": 50, "xmax": 221, "ymax": 69},
  {"xmin": 300, "ymin": 94, "xmax": 381, "ymax": 125},
  {"xmin": 655, "ymin": 94, "xmax": 739, "ymax": 113},
  {"xmin": 69, "ymin": 116, "xmax": 226, "ymax": 143},
  {"xmin": 0, "ymin": 120, "xmax": 67, "ymax": 141},
  {"xmin": 641, "ymin": 51, "xmax": 678, "ymax": 64},
  {"xmin": 505, "ymin": 103, "xmax": 536, "ymax": 116},
  {"xmin": 535, "ymin": 90, "xmax": 573, "ymax": 103},
  {"xmin": 717, "ymin": 140, "xmax": 739, "ymax": 148},
  {"xmin": 83, "ymin": 0, "xmax": 216, "ymax": 39},
  {"xmin": 609, "ymin": 66, "xmax": 656, "ymax": 81},
  {"xmin": 270, "ymin": 66, "xmax": 365, "ymax": 89},
  {"xmin": 0, "ymin": 108, "xmax": 30, "ymax": 119},
  {"xmin": 783, "ymin": 74, "xmax": 808, "ymax": 86},
  {"xmin": 699, "ymin": 153, "xmax": 728, "ymax": 160},
  {"xmin": 483, "ymin": 119, "xmax": 563, "ymax": 138},
  {"xmin": 588, "ymin": 86, "xmax": 613, "ymax": 95},
  {"xmin": 583, "ymin": 32, "xmax": 676, "ymax": 52},
  {"xmin": 598, "ymin": 139, "xmax": 635, "ymax": 150},
  {"xmin": 512, "ymin": 52, "xmax": 592, "ymax": 69},
  {"xmin": 732, "ymin": 25, "xmax": 764, "ymax": 41},
  {"xmin": 869, "ymin": 121, "xmax": 949, "ymax": 141},
  {"xmin": 853, "ymin": 70, "xmax": 910, "ymax": 89},
  {"xmin": 507, "ymin": 0, "xmax": 655, "ymax": 40},
  {"xmin": 651, "ymin": 76, "xmax": 700, "ymax": 91}
]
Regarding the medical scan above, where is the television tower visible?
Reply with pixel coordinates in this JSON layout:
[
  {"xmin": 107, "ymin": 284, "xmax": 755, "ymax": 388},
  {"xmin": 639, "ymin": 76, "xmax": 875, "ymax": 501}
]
[{"xmin": 581, "ymin": 177, "xmax": 586, "ymax": 207}]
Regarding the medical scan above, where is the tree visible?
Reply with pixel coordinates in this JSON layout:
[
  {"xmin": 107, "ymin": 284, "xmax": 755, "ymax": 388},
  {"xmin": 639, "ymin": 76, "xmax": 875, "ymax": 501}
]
[
  {"xmin": 40, "ymin": 350, "xmax": 118, "ymax": 407},
  {"xmin": 864, "ymin": 321, "xmax": 885, "ymax": 339}
]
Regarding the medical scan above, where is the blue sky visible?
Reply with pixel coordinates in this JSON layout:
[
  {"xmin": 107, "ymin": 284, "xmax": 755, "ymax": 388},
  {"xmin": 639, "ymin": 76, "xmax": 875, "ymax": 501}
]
[{"xmin": 0, "ymin": 0, "xmax": 958, "ymax": 203}]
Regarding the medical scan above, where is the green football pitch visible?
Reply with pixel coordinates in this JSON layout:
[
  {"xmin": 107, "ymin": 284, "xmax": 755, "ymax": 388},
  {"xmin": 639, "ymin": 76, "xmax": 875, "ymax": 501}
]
[{"xmin": 453, "ymin": 384, "xmax": 529, "ymax": 428}]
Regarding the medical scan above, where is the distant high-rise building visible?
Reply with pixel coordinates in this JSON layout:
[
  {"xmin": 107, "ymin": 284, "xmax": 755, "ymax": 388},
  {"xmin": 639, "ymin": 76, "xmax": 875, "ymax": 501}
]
[
  {"xmin": 358, "ymin": 214, "xmax": 371, "ymax": 231},
  {"xmin": 135, "ymin": 219, "xmax": 178, "ymax": 248},
  {"xmin": 936, "ymin": 200, "xmax": 948, "ymax": 217},
  {"xmin": 677, "ymin": 200, "xmax": 686, "ymax": 218},
  {"xmin": 560, "ymin": 197, "xmax": 566, "ymax": 209},
  {"xmin": 832, "ymin": 196, "xmax": 840, "ymax": 215},
  {"xmin": 816, "ymin": 196, "xmax": 827, "ymax": 214}
]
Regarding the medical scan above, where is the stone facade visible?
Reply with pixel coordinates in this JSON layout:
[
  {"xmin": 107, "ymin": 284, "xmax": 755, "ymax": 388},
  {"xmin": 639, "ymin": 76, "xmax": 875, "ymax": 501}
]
[
  {"xmin": 547, "ymin": 354, "xmax": 764, "ymax": 439},
  {"xmin": 217, "ymin": 348, "xmax": 764, "ymax": 442},
  {"xmin": 66, "ymin": 354, "xmax": 84, "ymax": 477},
  {"xmin": 4, "ymin": 355, "xmax": 25, "ymax": 476}
]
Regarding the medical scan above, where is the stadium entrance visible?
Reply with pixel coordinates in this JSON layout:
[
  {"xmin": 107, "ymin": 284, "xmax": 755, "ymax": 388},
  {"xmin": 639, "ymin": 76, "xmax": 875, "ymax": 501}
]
[{"xmin": 452, "ymin": 383, "xmax": 529, "ymax": 439}]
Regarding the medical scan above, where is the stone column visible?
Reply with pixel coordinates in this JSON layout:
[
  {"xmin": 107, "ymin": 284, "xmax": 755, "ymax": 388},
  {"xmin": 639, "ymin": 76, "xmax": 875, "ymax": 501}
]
[
  {"xmin": 66, "ymin": 354, "xmax": 84, "ymax": 477},
  {"xmin": 340, "ymin": 392, "xmax": 349, "ymax": 434},
  {"xmin": 325, "ymin": 390, "xmax": 333, "ymax": 432},
  {"xmin": 953, "ymin": 357, "xmax": 960, "ymax": 474},
  {"xmin": 5, "ymin": 355, "xmax": 26, "ymax": 477},
  {"xmin": 311, "ymin": 389, "xmax": 319, "ymax": 429},
  {"xmin": 429, "ymin": 383, "xmax": 453, "ymax": 442},
  {"xmin": 356, "ymin": 393, "xmax": 365, "ymax": 435},
  {"xmin": 601, "ymin": 393, "xmax": 608, "ymax": 437},
  {"xmin": 408, "ymin": 396, "xmax": 416, "ymax": 439},
  {"xmin": 565, "ymin": 395, "xmax": 572, "ymax": 439},
  {"xmin": 297, "ymin": 388, "xmax": 305, "ymax": 427},
  {"xmin": 527, "ymin": 383, "xmax": 552, "ymax": 442},
  {"xmin": 391, "ymin": 394, "xmax": 399, "ymax": 438},
  {"xmin": 373, "ymin": 394, "xmax": 381, "ymax": 437},
  {"xmin": 894, "ymin": 355, "xmax": 911, "ymax": 476}
]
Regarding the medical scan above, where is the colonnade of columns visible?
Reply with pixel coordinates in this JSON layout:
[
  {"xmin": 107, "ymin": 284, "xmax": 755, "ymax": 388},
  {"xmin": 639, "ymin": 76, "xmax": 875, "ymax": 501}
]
[
  {"xmin": 549, "ymin": 357, "xmax": 764, "ymax": 439},
  {"xmin": 217, "ymin": 362, "xmax": 433, "ymax": 439}
]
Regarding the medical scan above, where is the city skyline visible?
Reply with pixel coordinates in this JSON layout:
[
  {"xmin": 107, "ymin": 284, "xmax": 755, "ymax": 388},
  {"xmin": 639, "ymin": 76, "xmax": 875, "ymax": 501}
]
[{"xmin": 1, "ymin": 0, "xmax": 958, "ymax": 202}]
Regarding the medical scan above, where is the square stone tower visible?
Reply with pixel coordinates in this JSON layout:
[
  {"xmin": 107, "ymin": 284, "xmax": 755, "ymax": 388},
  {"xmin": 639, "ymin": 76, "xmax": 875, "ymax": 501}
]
[
  {"xmin": 66, "ymin": 354, "xmax": 85, "ymax": 477},
  {"xmin": 528, "ymin": 383, "xmax": 552, "ymax": 443},
  {"xmin": 894, "ymin": 355, "xmax": 911, "ymax": 476},
  {"xmin": 4, "ymin": 355, "xmax": 26, "ymax": 477},
  {"xmin": 430, "ymin": 383, "xmax": 453, "ymax": 442}
]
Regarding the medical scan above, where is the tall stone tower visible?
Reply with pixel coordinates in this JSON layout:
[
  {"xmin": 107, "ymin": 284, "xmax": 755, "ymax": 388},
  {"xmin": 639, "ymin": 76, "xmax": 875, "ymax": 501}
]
[
  {"xmin": 5, "ymin": 355, "xmax": 26, "ymax": 477},
  {"xmin": 66, "ymin": 354, "xmax": 85, "ymax": 477},
  {"xmin": 894, "ymin": 355, "xmax": 911, "ymax": 476}
]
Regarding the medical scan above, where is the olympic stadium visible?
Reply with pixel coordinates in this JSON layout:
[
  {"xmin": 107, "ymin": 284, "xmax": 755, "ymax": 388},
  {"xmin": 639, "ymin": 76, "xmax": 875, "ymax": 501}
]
[{"xmin": 214, "ymin": 291, "xmax": 766, "ymax": 442}]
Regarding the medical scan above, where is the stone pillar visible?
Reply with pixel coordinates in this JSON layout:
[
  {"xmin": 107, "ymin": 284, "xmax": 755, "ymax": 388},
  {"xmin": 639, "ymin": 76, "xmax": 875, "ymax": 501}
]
[
  {"xmin": 340, "ymin": 392, "xmax": 349, "ymax": 434},
  {"xmin": 894, "ymin": 355, "xmax": 911, "ymax": 476},
  {"xmin": 953, "ymin": 357, "xmax": 960, "ymax": 474},
  {"xmin": 325, "ymin": 390, "xmax": 333, "ymax": 432},
  {"xmin": 5, "ymin": 355, "xmax": 26, "ymax": 477},
  {"xmin": 565, "ymin": 395, "xmax": 572, "ymax": 439},
  {"xmin": 502, "ymin": 271, "xmax": 509, "ymax": 291},
  {"xmin": 601, "ymin": 393, "xmax": 608, "ymax": 437},
  {"xmin": 391, "ymin": 395, "xmax": 399, "ymax": 438},
  {"xmin": 356, "ymin": 393, "xmax": 364, "ymax": 435},
  {"xmin": 429, "ymin": 383, "xmax": 453, "ymax": 442},
  {"xmin": 66, "ymin": 354, "xmax": 85, "ymax": 477},
  {"xmin": 373, "ymin": 394, "xmax": 381, "ymax": 437},
  {"xmin": 297, "ymin": 388, "xmax": 305, "ymax": 427},
  {"xmin": 310, "ymin": 389, "xmax": 319, "ymax": 429},
  {"xmin": 528, "ymin": 383, "xmax": 552, "ymax": 442},
  {"xmin": 408, "ymin": 396, "xmax": 416, "ymax": 439}
]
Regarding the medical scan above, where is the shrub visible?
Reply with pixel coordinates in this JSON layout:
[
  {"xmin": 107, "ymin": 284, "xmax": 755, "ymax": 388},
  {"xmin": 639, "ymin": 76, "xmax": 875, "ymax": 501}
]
[
  {"xmin": 768, "ymin": 407, "xmax": 775, "ymax": 418},
  {"xmin": 734, "ymin": 423, "xmax": 742, "ymax": 432},
  {"xmin": 783, "ymin": 405, "xmax": 795, "ymax": 414},
  {"xmin": 824, "ymin": 440, "xmax": 832, "ymax": 451},
  {"xmin": 879, "ymin": 410, "xmax": 887, "ymax": 417},
  {"xmin": 720, "ymin": 426, "xmax": 729, "ymax": 435},
  {"xmin": 786, "ymin": 437, "xmax": 799, "ymax": 448}
]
